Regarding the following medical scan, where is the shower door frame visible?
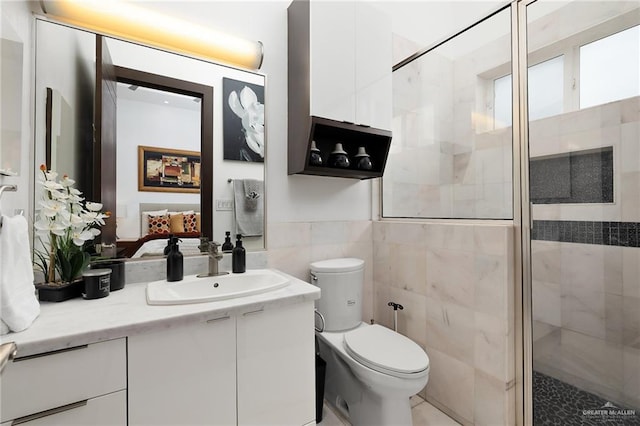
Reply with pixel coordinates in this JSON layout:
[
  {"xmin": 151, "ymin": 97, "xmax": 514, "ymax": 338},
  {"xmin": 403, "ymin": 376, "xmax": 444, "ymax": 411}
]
[{"xmin": 513, "ymin": 1, "xmax": 534, "ymax": 425}]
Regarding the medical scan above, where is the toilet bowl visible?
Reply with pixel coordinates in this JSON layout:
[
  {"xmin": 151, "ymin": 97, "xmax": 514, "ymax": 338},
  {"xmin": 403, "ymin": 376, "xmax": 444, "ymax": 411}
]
[{"xmin": 311, "ymin": 258, "xmax": 430, "ymax": 426}]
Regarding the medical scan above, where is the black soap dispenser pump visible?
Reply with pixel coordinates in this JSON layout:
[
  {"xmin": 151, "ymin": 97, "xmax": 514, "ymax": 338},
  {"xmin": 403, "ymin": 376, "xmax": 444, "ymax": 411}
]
[
  {"xmin": 167, "ymin": 236, "xmax": 184, "ymax": 282},
  {"xmin": 232, "ymin": 234, "xmax": 246, "ymax": 273},
  {"xmin": 222, "ymin": 231, "xmax": 234, "ymax": 253}
]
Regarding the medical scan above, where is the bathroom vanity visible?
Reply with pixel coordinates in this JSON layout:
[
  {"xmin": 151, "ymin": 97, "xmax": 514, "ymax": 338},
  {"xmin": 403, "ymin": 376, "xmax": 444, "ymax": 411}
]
[{"xmin": 0, "ymin": 269, "xmax": 319, "ymax": 426}]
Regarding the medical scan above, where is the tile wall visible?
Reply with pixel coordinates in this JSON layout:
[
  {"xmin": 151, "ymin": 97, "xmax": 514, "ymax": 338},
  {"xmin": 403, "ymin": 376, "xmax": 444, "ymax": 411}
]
[
  {"xmin": 384, "ymin": 14, "xmax": 513, "ymax": 220},
  {"xmin": 372, "ymin": 221, "xmax": 515, "ymax": 426},
  {"xmin": 531, "ymin": 96, "xmax": 640, "ymax": 409},
  {"xmin": 266, "ymin": 221, "xmax": 374, "ymax": 322},
  {"xmin": 266, "ymin": 219, "xmax": 516, "ymax": 425}
]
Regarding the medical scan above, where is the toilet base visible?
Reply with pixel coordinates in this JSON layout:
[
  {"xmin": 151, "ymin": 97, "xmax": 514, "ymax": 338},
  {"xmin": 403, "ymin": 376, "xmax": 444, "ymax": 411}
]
[
  {"xmin": 326, "ymin": 389, "xmax": 413, "ymax": 426},
  {"xmin": 318, "ymin": 334, "xmax": 417, "ymax": 426}
]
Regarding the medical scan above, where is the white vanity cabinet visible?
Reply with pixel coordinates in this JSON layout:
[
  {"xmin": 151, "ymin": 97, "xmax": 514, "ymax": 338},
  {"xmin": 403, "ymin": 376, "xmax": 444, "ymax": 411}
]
[
  {"xmin": 127, "ymin": 313, "xmax": 237, "ymax": 426},
  {"xmin": 128, "ymin": 300, "xmax": 316, "ymax": 426},
  {"xmin": 0, "ymin": 338, "xmax": 127, "ymax": 425},
  {"xmin": 237, "ymin": 301, "xmax": 315, "ymax": 426}
]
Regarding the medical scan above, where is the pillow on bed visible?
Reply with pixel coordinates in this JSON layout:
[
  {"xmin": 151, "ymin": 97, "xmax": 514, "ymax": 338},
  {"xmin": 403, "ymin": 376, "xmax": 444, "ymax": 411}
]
[
  {"xmin": 148, "ymin": 214, "xmax": 170, "ymax": 234},
  {"xmin": 169, "ymin": 213, "xmax": 185, "ymax": 233},
  {"xmin": 141, "ymin": 209, "xmax": 169, "ymax": 235},
  {"xmin": 183, "ymin": 213, "xmax": 198, "ymax": 233}
]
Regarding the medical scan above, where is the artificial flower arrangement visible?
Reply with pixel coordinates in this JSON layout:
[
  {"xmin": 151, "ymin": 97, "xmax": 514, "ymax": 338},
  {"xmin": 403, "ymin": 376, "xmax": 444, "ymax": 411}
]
[{"xmin": 33, "ymin": 165, "xmax": 110, "ymax": 285}]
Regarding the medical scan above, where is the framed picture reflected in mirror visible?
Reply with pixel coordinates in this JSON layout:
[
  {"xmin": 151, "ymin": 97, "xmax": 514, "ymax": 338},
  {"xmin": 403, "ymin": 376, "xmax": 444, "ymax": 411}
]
[{"xmin": 138, "ymin": 145, "xmax": 201, "ymax": 193}]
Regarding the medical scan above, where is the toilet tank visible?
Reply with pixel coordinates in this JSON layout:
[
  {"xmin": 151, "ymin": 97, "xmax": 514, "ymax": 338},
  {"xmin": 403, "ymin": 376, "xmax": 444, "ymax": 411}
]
[{"xmin": 310, "ymin": 258, "xmax": 364, "ymax": 332}]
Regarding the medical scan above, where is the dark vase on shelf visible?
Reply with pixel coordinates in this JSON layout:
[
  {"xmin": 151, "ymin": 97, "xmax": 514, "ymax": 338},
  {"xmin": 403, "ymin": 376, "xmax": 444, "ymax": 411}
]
[
  {"xmin": 354, "ymin": 146, "xmax": 373, "ymax": 170},
  {"xmin": 328, "ymin": 143, "xmax": 350, "ymax": 168},
  {"xmin": 309, "ymin": 140, "xmax": 323, "ymax": 166}
]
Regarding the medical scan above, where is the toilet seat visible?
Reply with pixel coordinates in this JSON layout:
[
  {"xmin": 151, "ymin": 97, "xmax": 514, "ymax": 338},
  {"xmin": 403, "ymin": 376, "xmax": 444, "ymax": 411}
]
[{"xmin": 343, "ymin": 325, "xmax": 429, "ymax": 379}]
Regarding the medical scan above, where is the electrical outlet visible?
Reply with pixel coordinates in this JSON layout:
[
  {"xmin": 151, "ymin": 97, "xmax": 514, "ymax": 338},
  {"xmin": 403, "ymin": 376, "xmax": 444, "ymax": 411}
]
[{"xmin": 215, "ymin": 199, "xmax": 234, "ymax": 211}]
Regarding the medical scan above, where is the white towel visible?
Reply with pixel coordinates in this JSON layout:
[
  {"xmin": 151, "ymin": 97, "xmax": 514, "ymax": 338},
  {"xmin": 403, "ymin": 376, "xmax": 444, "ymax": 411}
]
[
  {"xmin": 233, "ymin": 179, "xmax": 264, "ymax": 237},
  {"xmin": 0, "ymin": 215, "xmax": 40, "ymax": 333}
]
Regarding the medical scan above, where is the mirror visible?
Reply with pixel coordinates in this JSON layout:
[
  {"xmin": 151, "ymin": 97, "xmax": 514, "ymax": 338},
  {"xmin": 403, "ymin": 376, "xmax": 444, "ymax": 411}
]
[
  {"xmin": 34, "ymin": 19, "xmax": 266, "ymax": 259},
  {"xmin": 1, "ymin": 15, "xmax": 24, "ymax": 176}
]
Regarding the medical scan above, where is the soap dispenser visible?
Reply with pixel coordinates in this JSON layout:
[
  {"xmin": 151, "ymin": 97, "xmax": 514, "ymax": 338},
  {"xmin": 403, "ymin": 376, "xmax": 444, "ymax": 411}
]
[
  {"xmin": 232, "ymin": 234, "xmax": 246, "ymax": 273},
  {"xmin": 167, "ymin": 236, "xmax": 184, "ymax": 282},
  {"xmin": 163, "ymin": 234, "xmax": 175, "ymax": 255},
  {"xmin": 222, "ymin": 231, "xmax": 234, "ymax": 253}
]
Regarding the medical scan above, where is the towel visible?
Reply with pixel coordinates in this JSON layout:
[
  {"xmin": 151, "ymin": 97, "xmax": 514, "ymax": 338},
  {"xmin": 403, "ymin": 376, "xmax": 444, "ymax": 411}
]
[
  {"xmin": 233, "ymin": 179, "xmax": 264, "ymax": 237},
  {"xmin": 0, "ymin": 215, "xmax": 40, "ymax": 333}
]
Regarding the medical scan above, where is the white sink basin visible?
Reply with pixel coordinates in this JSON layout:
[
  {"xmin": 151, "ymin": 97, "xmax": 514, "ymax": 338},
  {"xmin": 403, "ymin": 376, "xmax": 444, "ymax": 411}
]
[{"xmin": 146, "ymin": 269, "xmax": 290, "ymax": 305}]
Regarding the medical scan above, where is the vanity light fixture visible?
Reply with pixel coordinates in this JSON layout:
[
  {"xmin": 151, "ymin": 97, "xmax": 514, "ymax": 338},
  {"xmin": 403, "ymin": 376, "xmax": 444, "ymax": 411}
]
[{"xmin": 39, "ymin": 0, "xmax": 264, "ymax": 70}]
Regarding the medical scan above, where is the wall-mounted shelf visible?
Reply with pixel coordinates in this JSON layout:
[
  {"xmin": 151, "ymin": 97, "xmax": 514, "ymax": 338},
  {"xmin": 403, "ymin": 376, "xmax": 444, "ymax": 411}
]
[{"xmin": 288, "ymin": 116, "xmax": 391, "ymax": 179}]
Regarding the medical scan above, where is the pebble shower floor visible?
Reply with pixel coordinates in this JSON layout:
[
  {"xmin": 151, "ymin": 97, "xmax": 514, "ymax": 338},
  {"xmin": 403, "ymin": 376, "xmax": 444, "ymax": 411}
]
[{"xmin": 533, "ymin": 371, "xmax": 640, "ymax": 425}]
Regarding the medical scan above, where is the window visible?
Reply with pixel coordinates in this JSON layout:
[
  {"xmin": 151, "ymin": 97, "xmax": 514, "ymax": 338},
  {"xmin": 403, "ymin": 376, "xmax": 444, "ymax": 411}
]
[
  {"xmin": 580, "ymin": 25, "xmax": 640, "ymax": 108},
  {"xmin": 493, "ymin": 55, "xmax": 565, "ymax": 128}
]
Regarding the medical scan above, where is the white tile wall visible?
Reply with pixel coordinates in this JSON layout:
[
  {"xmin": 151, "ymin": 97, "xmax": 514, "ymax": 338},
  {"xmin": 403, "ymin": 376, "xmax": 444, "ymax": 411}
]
[
  {"xmin": 266, "ymin": 220, "xmax": 374, "ymax": 322},
  {"xmin": 373, "ymin": 221, "xmax": 515, "ymax": 425}
]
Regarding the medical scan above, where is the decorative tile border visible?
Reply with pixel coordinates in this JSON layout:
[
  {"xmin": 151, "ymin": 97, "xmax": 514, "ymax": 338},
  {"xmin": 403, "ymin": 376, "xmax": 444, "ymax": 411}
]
[{"xmin": 532, "ymin": 220, "xmax": 640, "ymax": 247}]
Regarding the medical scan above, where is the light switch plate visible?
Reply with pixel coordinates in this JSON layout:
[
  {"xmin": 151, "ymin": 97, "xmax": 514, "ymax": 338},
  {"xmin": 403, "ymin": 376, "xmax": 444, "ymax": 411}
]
[{"xmin": 216, "ymin": 199, "xmax": 234, "ymax": 211}]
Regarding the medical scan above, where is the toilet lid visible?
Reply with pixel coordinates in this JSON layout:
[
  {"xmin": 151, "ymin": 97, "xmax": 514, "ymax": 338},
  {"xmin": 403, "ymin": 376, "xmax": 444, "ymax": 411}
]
[
  {"xmin": 343, "ymin": 325, "xmax": 429, "ymax": 377},
  {"xmin": 310, "ymin": 258, "xmax": 364, "ymax": 273}
]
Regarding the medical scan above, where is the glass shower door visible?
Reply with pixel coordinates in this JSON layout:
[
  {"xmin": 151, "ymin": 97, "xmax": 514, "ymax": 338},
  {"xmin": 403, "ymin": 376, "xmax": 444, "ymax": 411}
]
[{"xmin": 526, "ymin": 1, "xmax": 640, "ymax": 423}]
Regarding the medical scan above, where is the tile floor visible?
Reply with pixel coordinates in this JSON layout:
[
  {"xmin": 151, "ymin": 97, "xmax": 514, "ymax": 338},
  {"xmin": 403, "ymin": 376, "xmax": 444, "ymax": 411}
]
[{"xmin": 318, "ymin": 395, "xmax": 461, "ymax": 426}]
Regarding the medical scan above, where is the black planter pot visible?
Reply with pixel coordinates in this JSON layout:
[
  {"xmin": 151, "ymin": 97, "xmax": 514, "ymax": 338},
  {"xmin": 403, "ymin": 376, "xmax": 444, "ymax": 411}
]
[
  {"xmin": 35, "ymin": 279, "xmax": 84, "ymax": 302},
  {"xmin": 90, "ymin": 259, "xmax": 126, "ymax": 291}
]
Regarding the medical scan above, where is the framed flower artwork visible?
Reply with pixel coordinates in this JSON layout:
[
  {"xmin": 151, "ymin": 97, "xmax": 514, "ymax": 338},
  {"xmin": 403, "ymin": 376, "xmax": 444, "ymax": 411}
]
[{"xmin": 222, "ymin": 77, "xmax": 265, "ymax": 162}]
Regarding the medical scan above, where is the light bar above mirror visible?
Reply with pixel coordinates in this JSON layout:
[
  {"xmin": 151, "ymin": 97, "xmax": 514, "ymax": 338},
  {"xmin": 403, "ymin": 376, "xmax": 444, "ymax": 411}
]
[{"xmin": 39, "ymin": 0, "xmax": 264, "ymax": 70}]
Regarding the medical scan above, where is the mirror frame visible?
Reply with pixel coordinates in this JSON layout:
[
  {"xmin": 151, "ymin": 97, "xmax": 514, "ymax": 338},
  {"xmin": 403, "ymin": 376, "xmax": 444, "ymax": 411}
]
[{"xmin": 114, "ymin": 65, "xmax": 214, "ymax": 241}]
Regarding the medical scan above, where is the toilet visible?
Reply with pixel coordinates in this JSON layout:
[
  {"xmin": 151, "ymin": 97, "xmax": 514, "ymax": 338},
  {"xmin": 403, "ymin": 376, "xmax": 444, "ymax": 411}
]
[{"xmin": 311, "ymin": 258, "xmax": 429, "ymax": 426}]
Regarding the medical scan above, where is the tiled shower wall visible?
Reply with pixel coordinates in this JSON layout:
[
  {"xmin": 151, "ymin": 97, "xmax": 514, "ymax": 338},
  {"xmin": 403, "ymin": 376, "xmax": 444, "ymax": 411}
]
[
  {"xmin": 531, "ymin": 96, "xmax": 640, "ymax": 408},
  {"xmin": 385, "ymin": 19, "xmax": 512, "ymax": 220},
  {"xmin": 372, "ymin": 221, "xmax": 515, "ymax": 426}
]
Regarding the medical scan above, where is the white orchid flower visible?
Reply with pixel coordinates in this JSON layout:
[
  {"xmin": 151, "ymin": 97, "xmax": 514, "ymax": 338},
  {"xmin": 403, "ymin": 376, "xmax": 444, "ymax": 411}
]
[
  {"xmin": 34, "ymin": 218, "xmax": 67, "ymax": 235},
  {"xmin": 85, "ymin": 202, "xmax": 103, "ymax": 212},
  {"xmin": 50, "ymin": 189, "xmax": 69, "ymax": 201},
  {"xmin": 69, "ymin": 213, "xmax": 85, "ymax": 227},
  {"xmin": 89, "ymin": 228, "xmax": 101, "ymax": 236},
  {"xmin": 228, "ymin": 86, "xmax": 265, "ymax": 158},
  {"xmin": 39, "ymin": 199, "xmax": 67, "ymax": 217},
  {"xmin": 60, "ymin": 175, "xmax": 76, "ymax": 187},
  {"xmin": 42, "ymin": 180, "xmax": 64, "ymax": 191},
  {"xmin": 44, "ymin": 170, "xmax": 58, "ymax": 181},
  {"xmin": 81, "ymin": 211, "xmax": 106, "ymax": 226},
  {"xmin": 71, "ymin": 230, "xmax": 94, "ymax": 246}
]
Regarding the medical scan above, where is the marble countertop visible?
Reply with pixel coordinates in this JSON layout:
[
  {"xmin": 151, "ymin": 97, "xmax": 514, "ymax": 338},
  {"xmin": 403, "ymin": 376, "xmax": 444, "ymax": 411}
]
[{"xmin": 0, "ymin": 269, "xmax": 320, "ymax": 358}]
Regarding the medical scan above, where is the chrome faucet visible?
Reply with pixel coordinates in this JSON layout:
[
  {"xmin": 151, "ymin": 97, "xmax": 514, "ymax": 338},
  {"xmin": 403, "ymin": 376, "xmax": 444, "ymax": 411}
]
[{"xmin": 197, "ymin": 242, "xmax": 229, "ymax": 277}]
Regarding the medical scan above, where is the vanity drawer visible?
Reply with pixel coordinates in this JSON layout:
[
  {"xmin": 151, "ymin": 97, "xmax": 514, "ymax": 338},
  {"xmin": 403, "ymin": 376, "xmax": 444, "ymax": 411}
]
[
  {"xmin": 0, "ymin": 338, "xmax": 126, "ymax": 423},
  {"xmin": 1, "ymin": 390, "xmax": 126, "ymax": 426}
]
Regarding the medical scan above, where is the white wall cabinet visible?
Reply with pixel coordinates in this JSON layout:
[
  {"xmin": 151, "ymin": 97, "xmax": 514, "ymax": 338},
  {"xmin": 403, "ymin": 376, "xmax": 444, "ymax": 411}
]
[
  {"xmin": 128, "ymin": 301, "xmax": 315, "ymax": 426},
  {"xmin": 309, "ymin": 1, "xmax": 391, "ymax": 129},
  {"xmin": 127, "ymin": 314, "xmax": 237, "ymax": 426},
  {"xmin": 288, "ymin": 0, "xmax": 393, "ymax": 178},
  {"xmin": 0, "ymin": 338, "xmax": 126, "ymax": 425}
]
